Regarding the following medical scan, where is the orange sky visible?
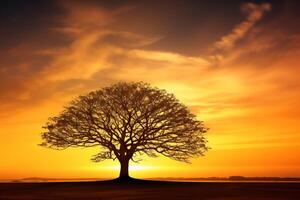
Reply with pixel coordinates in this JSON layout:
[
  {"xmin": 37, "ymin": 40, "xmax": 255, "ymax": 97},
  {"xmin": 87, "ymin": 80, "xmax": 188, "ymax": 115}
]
[{"xmin": 1, "ymin": 0, "xmax": 300, "ymax": 179}]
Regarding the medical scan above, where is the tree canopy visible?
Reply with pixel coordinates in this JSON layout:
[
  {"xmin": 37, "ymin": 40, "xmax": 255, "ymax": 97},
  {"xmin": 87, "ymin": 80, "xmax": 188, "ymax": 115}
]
[{"xmin": 40, "ymin": 82, "xmax": 208, "ymax": 179}]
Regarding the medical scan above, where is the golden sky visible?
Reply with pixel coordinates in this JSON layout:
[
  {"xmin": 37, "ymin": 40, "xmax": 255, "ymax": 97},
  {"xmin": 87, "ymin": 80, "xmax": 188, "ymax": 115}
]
[{"xmin": 1, "ymin": 0, "xmax": 300, "ymax": 179}]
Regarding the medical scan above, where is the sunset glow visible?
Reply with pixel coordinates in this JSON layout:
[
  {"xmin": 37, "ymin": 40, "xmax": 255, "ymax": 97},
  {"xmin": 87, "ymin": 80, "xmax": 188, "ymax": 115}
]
[{"xmin": 1, "ymin": 0, "xmax": 300, "ymax": 180}]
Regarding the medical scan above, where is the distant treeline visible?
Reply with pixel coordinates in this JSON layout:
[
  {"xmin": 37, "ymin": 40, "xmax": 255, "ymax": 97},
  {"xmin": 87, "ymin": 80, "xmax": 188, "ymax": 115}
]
[
  {"xmin": 151, "ymin": 176, "xmax": 300, "ymax": 181},
  {"xmin": 228, "ymin": 176, "xmax": 300, "ymax": 181}
]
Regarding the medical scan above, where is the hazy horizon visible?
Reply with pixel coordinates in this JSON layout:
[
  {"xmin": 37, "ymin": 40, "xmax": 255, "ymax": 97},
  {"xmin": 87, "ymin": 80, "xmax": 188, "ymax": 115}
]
[{"xmin": 2, "ymin": 176, "xmax": 300, "ymax": 184}]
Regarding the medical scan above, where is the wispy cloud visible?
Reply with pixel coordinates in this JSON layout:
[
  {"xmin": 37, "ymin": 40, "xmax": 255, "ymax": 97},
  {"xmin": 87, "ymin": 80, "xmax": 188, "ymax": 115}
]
[{"xmin": 215, "ymin": 3, "xmax": 271, "ymax": 51}]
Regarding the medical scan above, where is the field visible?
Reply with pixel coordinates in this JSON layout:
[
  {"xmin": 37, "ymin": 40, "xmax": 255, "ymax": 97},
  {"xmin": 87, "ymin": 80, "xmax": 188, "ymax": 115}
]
[{"xmin": 1, "ymin": 179, "xmax": 300, "ymax": 200}]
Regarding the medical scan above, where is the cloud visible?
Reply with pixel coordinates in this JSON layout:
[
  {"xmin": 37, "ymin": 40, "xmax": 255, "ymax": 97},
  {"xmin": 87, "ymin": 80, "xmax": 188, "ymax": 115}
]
[
  {"xmin": 60, "ymin": 0, "xmax": 133, "ymax": 29},
  {"xmin": 1, "ymin": 1, "xmax": 298, "ymax": 132},
  {"xmin": 0, "ymin": 0, "xmax": 210, "ymax": 117},
  {"xmin": 128, "ymin": 49, "xmax": 209, "ymax": 65},
  {"xmin": 0, "ymin": 0, "xmax": 298, "ymax": 130},
  {"xmin": 214, "ymin": 3, "xmax": 271, "ymax": 51}
]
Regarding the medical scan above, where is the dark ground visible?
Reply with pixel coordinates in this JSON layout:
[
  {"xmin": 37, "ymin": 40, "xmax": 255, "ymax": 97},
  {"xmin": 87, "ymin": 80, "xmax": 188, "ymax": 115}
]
[{"xmin": 1, "ymin": 179, "xmax": 300, "ymax": 200}]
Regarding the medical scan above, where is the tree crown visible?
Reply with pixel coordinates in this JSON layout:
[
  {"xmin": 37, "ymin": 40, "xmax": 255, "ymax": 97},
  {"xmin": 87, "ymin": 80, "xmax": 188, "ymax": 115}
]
[{"xmin": 41, "ymin": 82, "xmax": 208, "ymax": 163}]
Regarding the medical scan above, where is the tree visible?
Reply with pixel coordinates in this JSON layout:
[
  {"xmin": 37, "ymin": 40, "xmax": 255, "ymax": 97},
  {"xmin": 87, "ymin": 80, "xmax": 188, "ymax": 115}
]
[{"xmin": 40, "ymin": 82, "xmax": 208, "ymax": 180}]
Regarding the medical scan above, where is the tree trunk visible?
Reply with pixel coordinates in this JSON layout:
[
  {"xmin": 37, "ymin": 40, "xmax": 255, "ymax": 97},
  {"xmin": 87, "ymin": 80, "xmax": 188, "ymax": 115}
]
[{"xmin": 119, "ymin": 158, "xmax": 130, "ymax": 179}]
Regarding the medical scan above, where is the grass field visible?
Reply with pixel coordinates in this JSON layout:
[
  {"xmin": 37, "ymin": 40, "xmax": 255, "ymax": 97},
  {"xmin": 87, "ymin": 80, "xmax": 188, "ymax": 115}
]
[{"xmin": 1, "ymin": 179, "xmax": 300, "ymax": 200}]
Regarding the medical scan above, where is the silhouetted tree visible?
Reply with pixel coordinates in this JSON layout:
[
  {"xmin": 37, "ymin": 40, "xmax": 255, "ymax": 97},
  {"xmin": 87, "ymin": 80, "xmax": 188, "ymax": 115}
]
[{"xmin": 40, "ymin": 82, "xmax": 208, "ymax": 180}]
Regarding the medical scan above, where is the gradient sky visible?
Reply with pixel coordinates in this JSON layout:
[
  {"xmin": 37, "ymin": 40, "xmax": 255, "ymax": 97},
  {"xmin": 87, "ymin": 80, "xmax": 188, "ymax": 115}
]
[{"xmin": 1, "ymin": 0, "xmax": 300, "ymax": 179}]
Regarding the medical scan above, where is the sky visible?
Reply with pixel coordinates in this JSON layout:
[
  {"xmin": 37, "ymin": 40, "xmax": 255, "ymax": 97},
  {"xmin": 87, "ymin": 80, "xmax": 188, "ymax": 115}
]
[{"xmin": 1, "ymin": 0, "xmax": 300, "ymax": 179}]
